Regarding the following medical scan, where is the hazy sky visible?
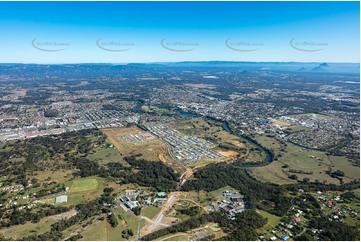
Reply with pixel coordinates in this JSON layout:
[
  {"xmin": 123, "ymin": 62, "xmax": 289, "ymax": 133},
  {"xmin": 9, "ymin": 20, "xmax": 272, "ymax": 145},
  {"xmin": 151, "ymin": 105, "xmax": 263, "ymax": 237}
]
[{"xmin": 0, "ymin": 1, "xmax": 359, "ymax": 63}]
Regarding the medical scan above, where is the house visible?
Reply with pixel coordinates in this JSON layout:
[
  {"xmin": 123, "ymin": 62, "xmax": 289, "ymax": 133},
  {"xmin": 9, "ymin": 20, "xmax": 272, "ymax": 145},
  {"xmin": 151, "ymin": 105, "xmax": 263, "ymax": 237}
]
[
  {"xmin": 230, "ymin": 196, "xmax": 243, "ymax": 203},
  {"xmin": 124, "ymin": 201, "xmax": 140, "ymax": 210},
  {"xmin": 281, "ymin": 234, "xmax": 289, "ymax": 241},
  {"xmin": 144, "ymin": 197, "xmax": 152, "ymax": 205},
  {"xmin": 327, "ymin": 200, "xmax": 333, "ymax": 207},
  {"xmin": 157, "ymin": 192, "xmax": 167, "ymax": 197},
  {"xmin": 222, "ymin": 190, "xmax": 233, "ymax": 196}
]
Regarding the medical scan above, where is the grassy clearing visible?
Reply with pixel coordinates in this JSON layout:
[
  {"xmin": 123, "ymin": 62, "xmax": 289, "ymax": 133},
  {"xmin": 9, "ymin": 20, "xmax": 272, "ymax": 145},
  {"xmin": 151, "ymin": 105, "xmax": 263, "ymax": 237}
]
[
  {"xmin": 328, "ymin": 156, "xmax": 359, "ymax": 181},
  {"xmin": 70, "ymin": 177, "xmax": 99, "ymax": 193},
  {"xmin": 256, "ymin": 209, "xmax": 282, "ymax": 234},
  {"xmin": 81, "ymin": 218, "xmax": 107, "ymax": 241},
  {"xmin": 67, "ymin": 194, "xmax": 84, "ymax": 206},
  {"xmin": 88, "ymin": 146, "xmax": 125, "ymax": 165},
  {"xmin": 141, "ymin": 206, "xmax": 162, "ymax": 219},
  {"xmin": 33, "ymin": 170, "xmax": 73, "ymax": 184},
  {"xmin": 0, "ymin": 216, "xmax": 56, "ymax": 240},
  {"xmin": 65, "ymin": 176, "xmax": 104, "ymax": 203},
  {"xmin": 255, "ymin": 135, "xmax": 283, "ymax": 156},
  {"xmin": 106, "ymin": 207, "xmax": 139, "ymax": 240}
]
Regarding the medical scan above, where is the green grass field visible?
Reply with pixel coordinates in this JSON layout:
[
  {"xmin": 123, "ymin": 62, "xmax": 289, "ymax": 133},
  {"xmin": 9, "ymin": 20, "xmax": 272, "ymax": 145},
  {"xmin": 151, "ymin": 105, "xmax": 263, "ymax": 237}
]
[
  {"xmin": 328, "ymin": 156, "xmax": 360, "ymax": 181},
  {"xmin": 0, "ymin": 216, "xmax": 56, "ymax": 240},
  {"xmin": 67, "ymin": 194, "xmax": 84, "ymax": 206},
  {"xmin": 70, "ymin": 177, "xmax": 99, "ymax": 193},
  {"xmin": 81, "ymin": 219, "xmax": 107, "ymax": 241},
  {"xmin": 88, "ymin": 146, "xmax": 125, "ymax": 166},
  {"xmin": 254, "ymin": 136, "xmax": 283, "ymax": 157},
  {"xmin": 256, "ymin": 209, "xmax": 282, "ymax": 233},
  {"xmin": 141, "ymin": 206, "xmax": 162, "ymax": 219},
  {"xmin": 65, "ymin": 176, "xmax": 104, "ymax": 204},
  {"xmin": 106, "ymin": 207, "xmax": 139, "ymax": 240}
]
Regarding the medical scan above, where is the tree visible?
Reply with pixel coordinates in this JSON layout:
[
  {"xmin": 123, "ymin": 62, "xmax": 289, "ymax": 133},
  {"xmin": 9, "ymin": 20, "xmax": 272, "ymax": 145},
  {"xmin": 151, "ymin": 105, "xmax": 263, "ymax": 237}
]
[
  {"xmin": 132, "ymin": 207, "xmax": 142, "ymax": 216},
  {"xmin": 289, "ymin": 174, "xmax": 298, "ymax": 180},
  {"xmin": 107, "ymin": 213, "xmax": 118, "ymax": 227}
]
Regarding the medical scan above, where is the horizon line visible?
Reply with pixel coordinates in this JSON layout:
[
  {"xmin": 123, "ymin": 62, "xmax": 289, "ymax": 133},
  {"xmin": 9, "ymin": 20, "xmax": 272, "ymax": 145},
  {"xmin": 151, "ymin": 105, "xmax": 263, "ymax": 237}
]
[{"xmin": 0, "ymin": 60, "xmax": 359, "ymax": 65}]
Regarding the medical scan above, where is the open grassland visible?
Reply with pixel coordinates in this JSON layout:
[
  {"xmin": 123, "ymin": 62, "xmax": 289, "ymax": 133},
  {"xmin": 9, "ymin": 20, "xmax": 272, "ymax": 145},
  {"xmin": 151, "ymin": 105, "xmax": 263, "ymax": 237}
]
[
  {"xmin": 256, "ymin": 209, "xmax": 282, "ymax": 236},
  {"xmin": 255, "ymin": 135, "xmax": 283, "ymax": 156},
  {"xmin": 33, "ymin": 170, "xmax": 73, "ymax": 184},
  {"xmin": 328, "ymin": 156, "xmax": 360, "ymax": 181},
  {"xmin": 106, "ymin": 207, "xmax": 139, "ymax": 241},
  {"xmin": 88, "ymin": 144, "xmax": 125, "ymax": 166},
  {"xmin": 81, "ymin": 218, "xmax": 107, "ymax": 241},
  {"xmin": 0, "ymin": 215, "xmax": 56, "ymax": 239},
  {"xmin": 249, "ymin": 135, "xmax": 359, "ymax": 185},
  {"xmin": 142, "ymin": 206, "xmax": 162, "ymax": 219}
]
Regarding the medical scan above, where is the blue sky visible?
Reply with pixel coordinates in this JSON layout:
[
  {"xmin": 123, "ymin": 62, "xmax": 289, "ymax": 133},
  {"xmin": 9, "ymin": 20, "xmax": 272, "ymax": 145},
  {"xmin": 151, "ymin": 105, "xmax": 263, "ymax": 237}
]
[{"xmin": 0, "ymin": 1, "xmax": 359, "ymax": 63}]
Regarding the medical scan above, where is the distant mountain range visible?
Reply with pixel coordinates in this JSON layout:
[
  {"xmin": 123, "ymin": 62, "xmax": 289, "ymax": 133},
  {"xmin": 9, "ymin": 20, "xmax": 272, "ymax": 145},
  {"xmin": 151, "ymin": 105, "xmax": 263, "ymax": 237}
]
[{"xmin": 1, "ymin": 61, "xmax": 359, "ymax": 74}]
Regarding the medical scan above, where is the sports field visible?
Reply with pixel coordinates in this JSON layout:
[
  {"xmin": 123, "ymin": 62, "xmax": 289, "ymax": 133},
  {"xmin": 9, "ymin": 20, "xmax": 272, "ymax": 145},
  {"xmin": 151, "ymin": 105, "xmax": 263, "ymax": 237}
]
[
  {"xmin": 65, "ymin": 177, "xmax": 104, "ymax": 204},
  {"xmin": 70, "ymin": 177, "xmax": 99, "ymax": 193}
]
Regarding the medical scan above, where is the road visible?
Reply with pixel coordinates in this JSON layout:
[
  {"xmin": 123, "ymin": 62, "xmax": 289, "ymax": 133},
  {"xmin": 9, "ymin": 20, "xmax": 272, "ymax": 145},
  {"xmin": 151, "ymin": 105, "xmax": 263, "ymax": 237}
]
[
  {"xmin": 142, "ymin": 192, "xmax": 179, "ymax": 234},
  {"xmin": 141, "ymin": 215, "xmax": 169, "ymax": 227}
]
